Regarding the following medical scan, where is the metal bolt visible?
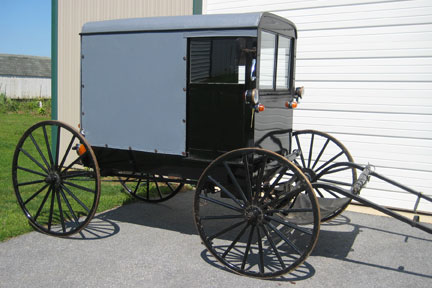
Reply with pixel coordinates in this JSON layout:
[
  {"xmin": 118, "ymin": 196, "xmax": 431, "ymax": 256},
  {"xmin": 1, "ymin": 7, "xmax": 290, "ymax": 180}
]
[
  {"xmin": 183, "ymin": 87, "xmax": 186, "ymax": 92},
  {"xmin": 154, "ymin": 149, "xmax": 158, "ymax": 153},
  {"xmin": 82, "ymin": 112, "xmax": 85, "ymax": 116},
  {"xmin": 81, "ymin": 55, "xmax": 84, "ymax": 59},
  {"xmin": 183, "ymin": 56, "xmax": 187, "ymax": 61},
  {"xmin": 128, "ymin": 146, "xmax": 132, "ymax": 150},
  {"xmin": 182, "ymin": 152, "xmax": 186, "ymax": 156},
  {"xmin": 182, "ymin": 119, "xmax": 186, "ymax": 123},
  {"xmin": 81, "ymin": 84, "xmax": 85, "ymax": 88},
  {"xmin": 105, "ymin": 144, "xmax": 108, "ymax": 148}
]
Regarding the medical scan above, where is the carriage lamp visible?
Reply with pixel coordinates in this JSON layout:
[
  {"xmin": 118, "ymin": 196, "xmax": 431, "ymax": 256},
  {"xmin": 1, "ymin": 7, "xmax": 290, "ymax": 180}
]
[{"xmin": 244, "ymin": 88, "xmax": 259, "ymax": 105}]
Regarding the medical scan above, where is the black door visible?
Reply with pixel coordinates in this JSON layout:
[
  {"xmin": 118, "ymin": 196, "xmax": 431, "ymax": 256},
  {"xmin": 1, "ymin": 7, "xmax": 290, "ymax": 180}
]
[{"xmin": 187, "ymin": 37, "xmax": 257, "ymax": 159}]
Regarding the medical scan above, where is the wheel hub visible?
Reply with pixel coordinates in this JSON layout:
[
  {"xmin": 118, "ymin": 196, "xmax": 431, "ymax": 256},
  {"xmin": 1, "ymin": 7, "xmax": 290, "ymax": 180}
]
[
  {"xmin": 301, "ymin": 168, "xmax": 317, "ymax": 182},
  {"xmin": 45, "ymin": 171, "xmax": 61, "ymax": 187},
  {"xmin": 245, "ymin": 206, "xmax": 264, "ymax": 224}
]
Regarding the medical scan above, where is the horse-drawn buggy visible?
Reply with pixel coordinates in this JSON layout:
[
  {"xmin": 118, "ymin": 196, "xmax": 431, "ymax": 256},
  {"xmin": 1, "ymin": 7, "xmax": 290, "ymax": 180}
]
[{"xmin": 12, "ymin": 13, "xmax": 432, "ymax": 278}]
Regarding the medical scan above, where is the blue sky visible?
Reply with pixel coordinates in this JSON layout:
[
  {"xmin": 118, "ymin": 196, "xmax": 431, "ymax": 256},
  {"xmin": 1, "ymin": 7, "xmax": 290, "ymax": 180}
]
[{"xmin": 0, "ymin": 0, "xmax": 51, "ymax": 57}]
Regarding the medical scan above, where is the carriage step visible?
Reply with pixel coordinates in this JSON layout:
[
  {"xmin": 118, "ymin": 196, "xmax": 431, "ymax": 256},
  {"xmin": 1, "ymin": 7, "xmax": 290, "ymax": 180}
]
[{"xmin": 283, "ymin": 194, "xmax": 351, "ymax": 224}]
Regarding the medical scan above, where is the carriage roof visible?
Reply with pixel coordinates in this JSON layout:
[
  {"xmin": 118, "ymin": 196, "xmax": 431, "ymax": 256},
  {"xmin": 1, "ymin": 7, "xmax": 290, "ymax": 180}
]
[{"xmin": 81, "ymin": 12, "xmax": 297, "ymax": 36}]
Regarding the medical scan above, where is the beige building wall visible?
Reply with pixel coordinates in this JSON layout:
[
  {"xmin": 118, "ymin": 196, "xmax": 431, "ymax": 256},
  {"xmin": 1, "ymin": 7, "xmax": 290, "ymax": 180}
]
[{"xmin": 58, "ymin": 0, "xmax": 193, "ymax": 129}]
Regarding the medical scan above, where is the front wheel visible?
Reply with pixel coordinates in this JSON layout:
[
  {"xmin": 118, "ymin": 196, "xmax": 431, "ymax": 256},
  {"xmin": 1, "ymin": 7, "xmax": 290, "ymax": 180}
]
[
  {"xmin": 12, "ymin": 120, "xmax": 100, "ymax": 236},
  {"xmin": 194, "ymin": 148, "xmax": 320, "ymax": 278}
]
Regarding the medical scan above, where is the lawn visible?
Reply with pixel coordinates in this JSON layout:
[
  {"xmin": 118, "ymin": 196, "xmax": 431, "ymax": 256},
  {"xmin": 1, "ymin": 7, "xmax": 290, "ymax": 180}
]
[{"xmin": 0, "ymin": 113, "xmax": 133, "ymax": 242}]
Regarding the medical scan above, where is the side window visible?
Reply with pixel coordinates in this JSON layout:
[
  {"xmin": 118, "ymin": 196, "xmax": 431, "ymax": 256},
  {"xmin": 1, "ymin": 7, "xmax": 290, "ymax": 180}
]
[
  {"xmin": 259, "ymin": 31, "xmax": 292, "ymax": 91},
  {"xmin": 189, "ymin": 38, "xmax": 249, "ymax": 84},
  {"xmin": 258, "ymin": 32, "xmax": 276, "ymax": 89},
  {"xmin": 276, "ymin": 36, "xmax": 291, "ymax": 89}
]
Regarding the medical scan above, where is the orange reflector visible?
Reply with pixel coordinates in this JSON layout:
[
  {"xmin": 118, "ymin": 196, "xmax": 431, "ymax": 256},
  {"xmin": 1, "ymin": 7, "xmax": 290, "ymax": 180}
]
[
  {"xmin": 78, "ymin": 123, "xmax": 80, "ymax": 129},
  {"xmin": 258, "ymin": 104, "xmax": 265, "ymax": 112},
  {"xmin": 78, "ymin": 144, "xmax": 87, "ymax": 156},
  {"xmin": 285, "ymin": 101, "xmax": 298, "ymax": 109}
]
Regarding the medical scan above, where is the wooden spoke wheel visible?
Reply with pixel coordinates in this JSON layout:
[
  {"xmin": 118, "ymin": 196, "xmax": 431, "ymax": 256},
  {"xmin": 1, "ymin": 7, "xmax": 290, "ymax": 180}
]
[
  {"xmin": 292, "ymin": 130, "xmax": 357, "ymax": 222},
  {"xmin": 119, "ymin": 174, "xmax": 184, "ymax": 202},
  {"xmin": 194, "ymin": 148, "xmax": 320, "ymax": 279},
  {"xmin": 12, "ymin": 120, "xmax": 100, "ymax": 236}
]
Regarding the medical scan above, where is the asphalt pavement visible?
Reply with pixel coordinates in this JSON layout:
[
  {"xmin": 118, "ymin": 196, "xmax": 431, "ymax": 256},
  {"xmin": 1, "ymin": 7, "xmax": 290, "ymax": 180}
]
[{"xmin": 1, "ymin": 190, "xmax": 431, "ymax": 288}]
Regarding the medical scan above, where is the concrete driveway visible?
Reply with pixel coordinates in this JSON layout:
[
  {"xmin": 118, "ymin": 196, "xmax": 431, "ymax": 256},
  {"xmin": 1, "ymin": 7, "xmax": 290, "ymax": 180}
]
[{"xmin": 1, "ymin": 190, "xmax": 431, "ymax": 287}]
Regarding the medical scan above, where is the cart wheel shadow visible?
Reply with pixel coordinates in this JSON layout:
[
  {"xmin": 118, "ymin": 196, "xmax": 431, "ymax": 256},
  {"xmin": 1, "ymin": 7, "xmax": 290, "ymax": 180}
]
[
  {"xmin": 200, "ymin": 248, "xmax": 316, "ymax": 282},
  {"xmin": 66, "ymin": 214, "xmax": 120, "ymax": 240},
  {"xmin": 69, "ymin": 191, "xmax": 432, "ymax": 280}
]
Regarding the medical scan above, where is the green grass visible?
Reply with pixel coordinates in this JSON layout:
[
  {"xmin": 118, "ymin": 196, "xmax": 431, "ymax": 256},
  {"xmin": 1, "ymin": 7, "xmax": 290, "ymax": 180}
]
[{"xmin": 0, "ymin": 113, "xmax": 134, "ymax": 242}]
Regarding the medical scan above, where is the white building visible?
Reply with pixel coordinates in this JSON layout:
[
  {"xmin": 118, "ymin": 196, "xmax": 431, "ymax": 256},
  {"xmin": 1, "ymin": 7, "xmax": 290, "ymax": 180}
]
[{"xmin": 0, "ymin": 54, "xmax": 51, "ymax": 99}]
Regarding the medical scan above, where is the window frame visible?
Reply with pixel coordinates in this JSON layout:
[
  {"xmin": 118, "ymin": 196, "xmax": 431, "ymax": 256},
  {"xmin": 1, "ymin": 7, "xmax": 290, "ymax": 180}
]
[{"xmin": 258, "ymin": 30, "xmax": 294, "ymax": 92}]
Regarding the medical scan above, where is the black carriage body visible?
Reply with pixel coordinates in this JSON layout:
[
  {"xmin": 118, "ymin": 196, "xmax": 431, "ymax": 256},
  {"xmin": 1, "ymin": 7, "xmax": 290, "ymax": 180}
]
[{"xmin": 80, "ymin": 13, "xmax": 298, "ymax": 179}]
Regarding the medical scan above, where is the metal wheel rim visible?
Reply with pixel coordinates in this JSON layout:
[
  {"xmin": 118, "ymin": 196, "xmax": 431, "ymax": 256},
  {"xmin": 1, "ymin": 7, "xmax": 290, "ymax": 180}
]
[
  {"xmin": 194, "ymin": 148, "xmax": 320, "ymax": 278},
  {"xmin": 12, "ymin": 120, "xmax": 100, "ymax": 236}
]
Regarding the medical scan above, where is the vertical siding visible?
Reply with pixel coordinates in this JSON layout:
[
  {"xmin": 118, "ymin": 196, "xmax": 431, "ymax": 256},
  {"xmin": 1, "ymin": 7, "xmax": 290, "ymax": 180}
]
[
  {"xmin": 58, "ymin": 0, "xmax": 193, "ymax": 131},
  {"xmin": 0, "ymin": 76, "xmax": 51, "ymax": 99},
  {"xmin": 206, "ymin": 0, "xmax": 432, "ymax": 212}
]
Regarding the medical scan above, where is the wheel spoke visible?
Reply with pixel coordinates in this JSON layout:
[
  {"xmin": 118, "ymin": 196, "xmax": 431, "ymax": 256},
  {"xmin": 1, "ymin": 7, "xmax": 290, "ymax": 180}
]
[
  {"xmin": 61, "ymin": 184, "xmax": 90, "ymax": 213},
  {"xmin": 59, "ymin": 187, "xmax": 79, "ymax": 226},
  {"xmin": 256, "ymin": 226, "xmax": 265, "ymax": 274},
  {"xmin": 224, "ymin": 161, "xmax": 248, "ymax": 203},
  {"xmin": 63, "ymin": 180, "xmax": 95, "ymax": 193},
  {"xmin": 261, "ymin": 224, "xmax": 286, "ymax": 269},
  {"xmin": 55, "ymin": 189, "xmax": 66, "ymax": 232},
  {"xmin": 24, "ymin": 184, "xmax": 49, "ymax": 205},
  {"xmin": 242, "ymin": 155, "xmax": 253, "ymax": 201},
  {"xmin": 267, "ymin": 222, "xmax": 302, "ymax": 255},
  {"xmin": 42, "ymin": 125, "xmax": 54, "ymax": 166},
  {"xmin": 59, "ymin": 135, "xmax": 76, "ymax": 169},
  {"xmin": 311, "ymin": 138, "xmax": 330, "ymax": 170},
  {"xmin": 199, "ymin": 194, "xmax": 244, "ymax": 213},
  {"xmin": 17, "ymin": 166, "xmax": 47, "ymax": 178},
  {"xmin": 201, "ymin": 214, "xmax": 244, "ymax": 220},
  {"xmin": 208, "ymin": 176, "xmax": 244, "ymax": 208},
  {"xmin": 266, "ymin": 215, "xmax": 312, "ymax": 235},
  {"xmin": 55, "ymin": 126, "xmax": 61, "ymax": 167},
  {"xmin": 60, "ymin": 152, "xmax": 89, "ymax": 175},
  {"xmin": 307, "ymin": 133, "xmax": 314, "ymax": 169},
  {"xmin": 17, "ymin": 179, "xmax": 46, "ymax": 187},
  {"xmin": 266, "ymin": 207, "xmax": 314, "ymax": 214},
  {"xmin": 47, "ymin": 186, "xmax": 56, "ymax": 231},
  {"xmin": 29, "ymin": 133, "xmax": 50, "ymax": 170},
  {"xmin": 62, "ymin": 170, "xmax": 95, "ymax": 180},
  {"xmin": 254, "ymin": 156, "xmax": 267, "ymax": 203},
  {"xmin": 259, "ymin": 166, "xmax": 289, "ymax": 204},
  {"xmin": 222, "ymin": 223, "xmax": 250, "ymax": 258},
  {"xmin": 315, "ymin": 151, "xmax": 344, "ymax": 173},
  {"xmin": 19, "ymin": 148, "xmax": 49, "ymax": 174},
  {"xmin": 294, "ymin": 134, "xmax": 306, "ymax": 168},
  {"xmin": 207, "ymin": 220, "xmax": 247, "ymax": 241},
  {"xmin": 154, "ymin": 180, "xmax": 163, "ymax": 199},
  {"xmin": 241, "ymin": 225, "xmax": 255, "ymax": 270},
  {"xmin": 34, "ymin": 186, "xmax": 52, "ymax": 221},
  {"xmin": 261, "ymin": 185, "xmax": 304, "ymax": 210}
]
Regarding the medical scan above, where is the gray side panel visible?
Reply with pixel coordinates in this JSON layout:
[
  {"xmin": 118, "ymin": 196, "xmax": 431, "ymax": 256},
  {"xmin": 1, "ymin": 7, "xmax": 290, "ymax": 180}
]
[{"xmin": 81, "ymin": 32, "xmax": 186, "ymax": 155}]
